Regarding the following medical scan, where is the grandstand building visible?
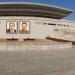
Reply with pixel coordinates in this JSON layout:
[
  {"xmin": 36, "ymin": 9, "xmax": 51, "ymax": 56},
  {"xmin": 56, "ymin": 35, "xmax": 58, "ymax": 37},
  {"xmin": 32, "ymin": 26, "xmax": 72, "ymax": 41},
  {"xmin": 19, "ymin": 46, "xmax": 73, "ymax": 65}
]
[{"xmin": 0, "ymin": 2, "xmax": 74, "ymax": 41}]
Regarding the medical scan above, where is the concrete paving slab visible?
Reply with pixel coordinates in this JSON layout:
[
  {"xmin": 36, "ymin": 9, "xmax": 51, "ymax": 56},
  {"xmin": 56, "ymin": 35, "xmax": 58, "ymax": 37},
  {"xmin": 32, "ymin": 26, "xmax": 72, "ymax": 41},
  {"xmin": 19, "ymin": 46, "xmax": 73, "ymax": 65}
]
[{"xmin": 0, "ymin": 45, "xmax": 74, "ymax": 75}]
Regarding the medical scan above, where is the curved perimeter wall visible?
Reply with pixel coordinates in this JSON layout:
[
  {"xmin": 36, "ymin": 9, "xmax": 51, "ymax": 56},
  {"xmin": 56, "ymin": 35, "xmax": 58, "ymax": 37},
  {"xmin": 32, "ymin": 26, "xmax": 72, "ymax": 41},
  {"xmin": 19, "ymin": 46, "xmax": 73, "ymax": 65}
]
[{"xmin": 0, "ymin": 16, "xmax": 75, "ymax": 40}]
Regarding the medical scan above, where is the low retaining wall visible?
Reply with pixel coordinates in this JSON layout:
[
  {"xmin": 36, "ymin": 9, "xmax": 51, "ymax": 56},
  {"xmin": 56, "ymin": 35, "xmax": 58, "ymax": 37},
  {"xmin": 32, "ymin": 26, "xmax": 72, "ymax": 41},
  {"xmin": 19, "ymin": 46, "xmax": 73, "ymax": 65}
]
[{"xmin": 0, "ymin": 42, "xmax": 72, "ymax": 51}]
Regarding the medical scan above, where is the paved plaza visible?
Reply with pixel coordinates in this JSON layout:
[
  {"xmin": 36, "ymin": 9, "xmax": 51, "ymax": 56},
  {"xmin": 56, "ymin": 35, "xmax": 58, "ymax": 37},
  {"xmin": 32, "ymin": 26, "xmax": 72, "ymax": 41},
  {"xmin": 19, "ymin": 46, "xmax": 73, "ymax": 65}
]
[{"xmin": 0, "ymin": 46, "xmax": 75, "ymax": 75}]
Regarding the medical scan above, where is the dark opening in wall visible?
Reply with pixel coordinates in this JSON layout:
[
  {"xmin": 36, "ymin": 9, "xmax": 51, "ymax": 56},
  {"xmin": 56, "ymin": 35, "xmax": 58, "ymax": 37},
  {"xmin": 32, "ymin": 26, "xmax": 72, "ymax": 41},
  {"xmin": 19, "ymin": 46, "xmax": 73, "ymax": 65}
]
[{"xmin": 48, "ymin": 23, "xmax": 56, "ymax": 25}]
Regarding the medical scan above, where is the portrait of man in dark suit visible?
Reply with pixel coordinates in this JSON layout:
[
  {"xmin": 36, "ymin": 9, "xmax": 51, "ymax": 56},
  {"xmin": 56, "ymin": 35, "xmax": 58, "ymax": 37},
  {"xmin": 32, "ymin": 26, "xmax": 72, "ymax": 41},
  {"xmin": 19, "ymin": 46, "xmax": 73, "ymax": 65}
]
[{"xmin": 6, "ymin": 22, "xmax": 17, "ymax": 34}]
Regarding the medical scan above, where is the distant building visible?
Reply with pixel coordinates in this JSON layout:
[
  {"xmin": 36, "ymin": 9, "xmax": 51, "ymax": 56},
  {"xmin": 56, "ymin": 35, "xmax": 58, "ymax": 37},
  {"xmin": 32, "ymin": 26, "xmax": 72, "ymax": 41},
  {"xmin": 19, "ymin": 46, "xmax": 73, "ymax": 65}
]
[{"xmin": 0, "ymin": 2, "xmax": 75, "ymax": 41}]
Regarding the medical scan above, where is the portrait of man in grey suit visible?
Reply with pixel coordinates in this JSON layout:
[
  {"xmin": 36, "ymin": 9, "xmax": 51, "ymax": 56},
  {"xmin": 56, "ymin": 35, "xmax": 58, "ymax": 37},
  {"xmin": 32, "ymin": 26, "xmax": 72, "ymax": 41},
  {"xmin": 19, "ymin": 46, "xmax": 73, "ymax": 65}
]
[{"xmin": 19, "ymin": 22, "xmax": 30, "ymax": 34}]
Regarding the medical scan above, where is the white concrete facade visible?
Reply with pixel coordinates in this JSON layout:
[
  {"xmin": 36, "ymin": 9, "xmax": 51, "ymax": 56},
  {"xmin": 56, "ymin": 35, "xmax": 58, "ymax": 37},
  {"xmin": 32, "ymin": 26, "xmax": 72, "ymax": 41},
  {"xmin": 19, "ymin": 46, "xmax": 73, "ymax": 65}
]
[
  {"xmin": 0, "ymin": 42, "xmax": 72, "ymax": 51},
  {"xmin": 0, "ymin": 16, "xmax": 75, "ymax": 41}
]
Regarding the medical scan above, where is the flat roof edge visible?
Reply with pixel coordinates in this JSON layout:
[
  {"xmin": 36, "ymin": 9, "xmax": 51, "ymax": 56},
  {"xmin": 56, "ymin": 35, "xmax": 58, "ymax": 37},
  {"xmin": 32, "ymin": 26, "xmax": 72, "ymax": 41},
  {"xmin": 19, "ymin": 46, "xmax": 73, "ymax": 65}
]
[{"xmin": 0, "ymin": 2, "xmax": 72, "ymax": 12}]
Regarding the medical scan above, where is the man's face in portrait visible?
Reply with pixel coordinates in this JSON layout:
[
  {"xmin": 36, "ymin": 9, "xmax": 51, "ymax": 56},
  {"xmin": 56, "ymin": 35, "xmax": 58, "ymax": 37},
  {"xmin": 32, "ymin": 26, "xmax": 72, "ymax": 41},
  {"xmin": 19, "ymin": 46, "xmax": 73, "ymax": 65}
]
[
  {"xmin": 21, "ymin": 23, "xmax": 27, "ymax": 31},
  {"xmin": 9, "ymin": 22, "xmax": 15, "ymax": 30}
]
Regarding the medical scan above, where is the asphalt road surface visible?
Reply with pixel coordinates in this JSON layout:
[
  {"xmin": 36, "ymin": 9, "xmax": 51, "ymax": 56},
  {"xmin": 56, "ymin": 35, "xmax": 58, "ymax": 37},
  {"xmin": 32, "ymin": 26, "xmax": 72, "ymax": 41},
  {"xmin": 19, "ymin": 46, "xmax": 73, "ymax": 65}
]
[{"xmin": 0, "ymin": 47, "xmax": 75, "ymax": 75}]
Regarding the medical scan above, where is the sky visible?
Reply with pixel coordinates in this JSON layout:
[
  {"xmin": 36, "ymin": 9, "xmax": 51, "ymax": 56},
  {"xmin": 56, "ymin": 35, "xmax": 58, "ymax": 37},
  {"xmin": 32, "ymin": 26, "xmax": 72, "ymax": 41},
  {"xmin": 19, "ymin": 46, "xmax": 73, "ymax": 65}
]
[{"xmin": 0, "ymin": 0, "xmax": 75, "ymax": 20}]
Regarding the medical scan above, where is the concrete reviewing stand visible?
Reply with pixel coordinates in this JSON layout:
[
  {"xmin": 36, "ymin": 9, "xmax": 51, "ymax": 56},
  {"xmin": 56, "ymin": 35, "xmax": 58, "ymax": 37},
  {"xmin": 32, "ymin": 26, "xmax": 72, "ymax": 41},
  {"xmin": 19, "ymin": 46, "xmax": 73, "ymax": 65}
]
[{"xmin": 0, "ymin": 39, "xmax": 72, "ymax": 51}]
